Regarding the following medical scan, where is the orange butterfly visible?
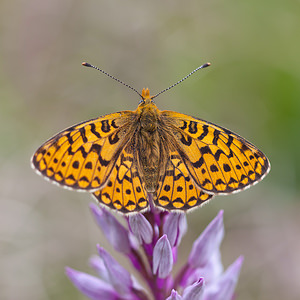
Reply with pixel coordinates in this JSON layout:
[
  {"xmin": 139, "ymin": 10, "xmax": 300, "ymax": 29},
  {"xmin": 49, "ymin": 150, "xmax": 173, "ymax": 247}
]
[{"xmin": 32, "ymin": 63, "xmax": 270, "ymax": 213}]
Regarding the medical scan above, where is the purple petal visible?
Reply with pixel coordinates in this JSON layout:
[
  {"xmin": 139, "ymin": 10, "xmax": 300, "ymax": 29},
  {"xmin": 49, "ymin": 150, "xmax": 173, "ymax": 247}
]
[
  {"xmin": 65, "ymin": 267, "xmax": 118, "ymax": 300},
  {"xmin": 182, "ymin": 278, "xmax": 205, "ymax": 300},
  {"xmin": 153, "ymin": 235, "xmax": 174, "ymax": 279},
  {"xmin": 131, "ymin": 275, "xmax": 152, "ymax": 300},
  {"xmin": 188, "ymin": 210, "xmax": 224, "ymax": 268},
  {"xmin": 197, "ymin": 249, "xmax": 224, "ymax": 283},
  {"xmin": 163, "ymin": 212, "xmax": 187, "ymax": 247},
  {"xmin": 89, "ymin": 255, "xmax": 109, "ymax": 282},
  {"xmin": 97, "ymin": 246, "xmax": 132, "ymax": 295},
  {"xmin": 166, "ymin": 289, "xmax": 183, "ymax": 300},
  {"xmin": 204, "ymin": 256, "xmax": 243, "ymax": 300},
  {"xmin": 202, "ymin": 248, "xmax": 223, "ymax": 282},
  {"xmin": 90, "ymin": 203, "xmax": 131, "ymax": 254},
  {"xmin": 128, "ymin": 213, "xmax": 153, "ymax": 244},
  {"xmin": 128, "ymin": 231, "xmax": 140, "ymax": 250},
  {"xmin": 182, "ymin": 249, "xmax": 223, "ymax": 288}
]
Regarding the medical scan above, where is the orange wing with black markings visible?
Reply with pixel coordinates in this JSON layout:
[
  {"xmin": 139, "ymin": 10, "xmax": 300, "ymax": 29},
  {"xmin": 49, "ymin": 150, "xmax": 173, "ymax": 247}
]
[
  {"xmin": 161, "ymin": 111, "xmax": 270, "ymax": 194},
  {"xmin": 32, "ymin": 77, "xmax": 270, "ymax": 214},
  {"xmin": 93, "ymin": 143, "xmax": 148, "ymax": 213},
  {"xmin": 32, "ymin": 111, "xmax": 136, "ymax": 191},
  {"xmin": 154, "ymin": 148, "xmax": 213, "ymax": 211}
]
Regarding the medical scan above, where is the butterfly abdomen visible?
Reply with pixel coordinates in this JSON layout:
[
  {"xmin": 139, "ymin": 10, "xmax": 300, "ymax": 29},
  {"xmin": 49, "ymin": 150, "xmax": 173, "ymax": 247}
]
[{"xmin": 135, "ymin": 102, "xmax": 163, "ymax": 193}]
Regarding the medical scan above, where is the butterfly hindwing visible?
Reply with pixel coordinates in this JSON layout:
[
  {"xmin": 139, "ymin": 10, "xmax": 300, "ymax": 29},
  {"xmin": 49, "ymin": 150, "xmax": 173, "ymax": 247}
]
[
  {"xmin": 161, "ymin": 111, "xmax": 270, "ymax": 194},
  {"xmin": 32, "ymin": 111, "xmax": 136, "ymax": 190},
  {"xmin": 93, "ymin": 144, "xmax": 148, "ymax": 213},
  {"xmin": 154, "ymin": 148, "xmax": 213, "ymax": 211}
]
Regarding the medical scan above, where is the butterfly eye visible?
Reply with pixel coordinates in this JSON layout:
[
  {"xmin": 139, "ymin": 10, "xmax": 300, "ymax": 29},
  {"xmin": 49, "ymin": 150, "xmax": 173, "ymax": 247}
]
[{"xmin": 139, "ymin": 99, "xmax": 144, "ymax": 104}]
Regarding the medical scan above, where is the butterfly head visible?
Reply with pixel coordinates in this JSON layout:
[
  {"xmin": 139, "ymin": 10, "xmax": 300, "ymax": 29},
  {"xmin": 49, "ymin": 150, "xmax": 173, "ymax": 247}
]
[
  {"xmin": 138, "ymin": 88, "xmax": 156, "ymax": 106},
  {"xmin": 136, "ymin": 88, "xmax": 160, "ymax": 121}
]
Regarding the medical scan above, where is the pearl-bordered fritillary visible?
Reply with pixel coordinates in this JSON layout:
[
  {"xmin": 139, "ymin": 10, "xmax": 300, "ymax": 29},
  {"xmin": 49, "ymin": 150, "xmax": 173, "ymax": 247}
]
[{"xmin": 32, "ymin": 63, "xmax": 270, "ymax": 213}]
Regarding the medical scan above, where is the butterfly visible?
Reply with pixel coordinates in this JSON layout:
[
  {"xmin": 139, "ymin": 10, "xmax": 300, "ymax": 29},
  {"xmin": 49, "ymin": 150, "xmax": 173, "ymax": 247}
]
[{"xmin": 31, "ymin": 62, "xmax": 270, "ymax": 214}]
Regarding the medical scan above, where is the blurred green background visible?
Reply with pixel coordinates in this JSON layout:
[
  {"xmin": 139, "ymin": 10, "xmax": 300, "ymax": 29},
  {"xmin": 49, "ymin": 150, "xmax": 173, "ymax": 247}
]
[{"xmin": 1, "ymin": 0, "xmax": 299, "ymax": 299}]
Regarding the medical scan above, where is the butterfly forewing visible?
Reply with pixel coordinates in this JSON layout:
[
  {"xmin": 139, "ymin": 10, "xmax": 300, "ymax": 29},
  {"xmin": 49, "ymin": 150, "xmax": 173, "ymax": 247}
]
[
  {"xmin": 32, "ymin": 111, "xmax": 136, "ymax": 191},
  {"xmin": 161, "ymin": 111, "xmax": 270, "ymax": 194}
]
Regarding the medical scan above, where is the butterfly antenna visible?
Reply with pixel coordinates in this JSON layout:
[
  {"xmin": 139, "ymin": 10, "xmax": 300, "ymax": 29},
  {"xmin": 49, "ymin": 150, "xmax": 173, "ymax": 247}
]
[
  {"xmin": 82, "ymin": 62, "xmax": 142, "ymax": 98},
  {"xmin": 152, "ymin": 62, "xmax": 211, "ymax": 100}
]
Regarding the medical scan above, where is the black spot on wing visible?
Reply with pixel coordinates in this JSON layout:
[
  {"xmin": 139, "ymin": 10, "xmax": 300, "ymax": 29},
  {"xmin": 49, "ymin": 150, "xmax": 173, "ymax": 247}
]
[
  {"xmin": 66, "ymin": 132, "xmax": 73, "ymax": 145},
  {"xmin": 125, "ymin": 200, "xmax": 135, "ymax": 207},
  {"xmin": 99, "ymin": 155, "xmax": 110, "ymax": 167},
  {"xmin": 180, "ymin": 134, "xmax": 192, "ymax": 146},
  {"xmin": 223, "ymin": 164, "xmax": 231, "ymax": 172},
  {"xmin": 200, "ymin": 146, "xmax": 212, "ymax": 155},
  {"xmin": 210, "ymin": 164, "xmax": 218, "ymax": 172},
  {"xmin": 69, "ymin": 146, "xmax": 88, "ymax": 158},
  {"xmin": 212, "ymin": 130, "xmax": 220, "ymax": 145},
  {"xmin": 85, "ymin": 162, "xmax": 93, "ymax": 169},
  {"xmin": 228, "ymin": 177, "xmax": 238, "ymax": 185},
  {"xmin": 214, "ymin": 149, "xmax": 223, "ymax": 161},
  {"xmin": 111, "ymin": 119, "xmax": 118, "ymax": 129},
  {"xmin": 202, "ymin": 178, "xmax": 211, "ymax": 187},
  {"xmin": 192, "ymin": 156, "xmax": 204, "ymax": 168},
  {"xmin": 90, "ymin": 123, "xmax": 101, "ymax": 138},
  {"xmin": 177, "ymin": 186, "xmax": 183, "ymax": 192},
  {"xmin": 79, "ymin": 127, "xmax": 88, "ymax": 143},
  {"xmin": 188, "ymin": 121, "xmax": 197, "ymax": 134},
  {"xmin": 226, "ymin": 135, "xmax": 233, "ymax": 147},
  {"xmin": 164, "ymin": 185, "xmax": 171, "ymax": 192},
  {"xmin": 198, "ymin": 125, "xmax": 209, "ymax": 140},
  {"xmin": 72, "ymin": 161, "xmax": 79, "ymax": 169},
  {"xmin": 138, "ymin": 197, "xmax": 147, "ymax": 205},
  {"xmin": 215, "ymin": 178, "xmax": 226, "ymax": 186},
  {"xmin": 102, "ymin": 192, "xmax": 111, "ymax": 200},
  {"xmin": 108, "ymin": 132, "xmax": 120, "ymax": 144},
  {"xmin": 66, "ymin": 174, "xmax": 75, "ymax": 181},
  {"xmin": 101, "ymin": 120, "xmax": 110, "ymax": 133},
  {"xmin": 79, "ymin": 176, "xmax": 89, "ymax": 182},
  {"xmin": 179, "ymin": 121, "xmax": 188, "ymax": 130},
  {"xmin": 90, "ymin": 144, "xmax": 101, "ymax": 153}
]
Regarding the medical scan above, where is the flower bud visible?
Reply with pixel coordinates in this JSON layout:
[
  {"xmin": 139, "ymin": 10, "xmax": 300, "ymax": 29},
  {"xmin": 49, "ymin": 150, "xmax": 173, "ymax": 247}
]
[
  {"xmin": 129, "ymin": 213, "xmax": 153, "ymax": 244},
  {"xmin": 163, "ymin": 212, "xmax": 187, "ymax": 247},
  {"xmin": 153, "ymin": 235, "xmax": 173, "ymax": 279},
  {"xmin": 182, "ymin": 278, "xmax": 204, "ymax": 300},
  {"xmin": 166, "ymin": 289, "xmax": 182, "ymax": 300}
]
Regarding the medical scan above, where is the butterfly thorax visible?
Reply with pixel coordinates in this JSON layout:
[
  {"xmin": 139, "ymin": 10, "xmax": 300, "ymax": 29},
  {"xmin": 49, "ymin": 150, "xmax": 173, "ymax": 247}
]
[{"xmin": 135, "ymin": 88, "xmax": 163, "ymax": 192}]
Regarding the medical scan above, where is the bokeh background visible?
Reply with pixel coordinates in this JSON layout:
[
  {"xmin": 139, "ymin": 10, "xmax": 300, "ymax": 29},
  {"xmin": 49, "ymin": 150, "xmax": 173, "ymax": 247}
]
[{"xmin": 1, "ymin": 0, "xmax": 299, "ymax": 299}]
